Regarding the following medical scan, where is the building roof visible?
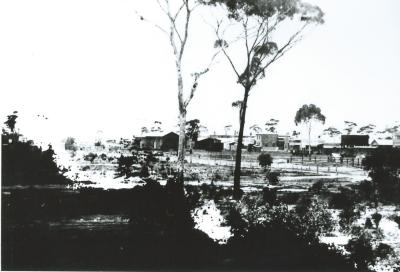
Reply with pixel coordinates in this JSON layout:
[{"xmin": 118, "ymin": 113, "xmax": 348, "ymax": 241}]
[
  {"xmin": 139, "ymin": 131, "xmax": 178, "ymax": 138},
  {"xmin": 341, "ymin": 134, "xmax": 369, "ymax": 146},
  {"xmin": 370, "ymin": 139, "xmax": 393, "ymax": 146}
]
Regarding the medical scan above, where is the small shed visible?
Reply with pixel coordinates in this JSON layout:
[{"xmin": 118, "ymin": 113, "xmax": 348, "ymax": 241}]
[{"xmin": 195, "ymin": 137, "xmax": 223, "ymax": 152}]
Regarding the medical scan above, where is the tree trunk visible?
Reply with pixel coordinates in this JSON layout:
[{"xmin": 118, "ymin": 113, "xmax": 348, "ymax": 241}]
[
  {"xmin": 233, "ymin": 86, "xmax": 250, "ymax": 198},
  {"xmin": 177, "ymin": 110, "xmax": 186, "ymax": 184},
  {"xmin": 308, "ymin": 122, "xmax": 312, "ymax": 160}
]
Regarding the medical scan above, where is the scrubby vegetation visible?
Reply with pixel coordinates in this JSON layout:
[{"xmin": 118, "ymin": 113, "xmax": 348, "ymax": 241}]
[{"xmin": 2, "ymin": 118, "xmax": 70, "ymax": 186}]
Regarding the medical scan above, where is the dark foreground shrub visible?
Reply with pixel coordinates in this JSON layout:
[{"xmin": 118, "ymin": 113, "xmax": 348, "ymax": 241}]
[
  {"xmin": 226, "ymin": 205, "xmax": 352, "ymax": 270},
  {"xmin": 346, "ymin": 233, "xmax": 375, "ymax": 270},
  {"xmin": 2, "ymin": 138, "xmax": 70, "ymax": 186}
]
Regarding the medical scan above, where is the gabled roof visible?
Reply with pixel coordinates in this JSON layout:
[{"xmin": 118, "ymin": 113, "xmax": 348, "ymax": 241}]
[
  {"xmin": 370, "ymin": 139, "xmax": 393, "ymax": 146},
  {"xmin": 139, "ymin": 131, "xmax": 178, "ymax": 138}
]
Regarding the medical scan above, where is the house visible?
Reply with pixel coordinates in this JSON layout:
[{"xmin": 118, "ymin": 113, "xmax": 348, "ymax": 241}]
[
  {"xmin": 341, "ymin": 135, "xmax": 369, "ymax": 148},
  {"xmin": 160, "ymin": 132, "xmax": 179, "ymax": 151},
  {"xmin": 289, "ymin": 138, "xmax": 302, "ymax": 153},
  {"xmin": 213, "ymin": 135, "xmax": 237, "ymax": 150},
  {"xmin": 256, "ymin": 133, "xmax": 278, "ymax": 151},
  {"xmin": 394, "ymin": 132, "xmax": 400, "ymax": 147},
  {"xmin": 137, "ymin": 131, "xmax": 179, "ymax": 151},
  {"xmin": 194, "ymin": 137, "xmax": 223, "ymax": 152},
  {"xmin": 370, "ymin": 139, "xmax": 393, "ymax": 147},
  {"xmin": 321, "ymin": 136, "xmax": 341, "ymax": 154},
  {"xmin": 277, "ymin": 135, "xmax": 290, "ymax": 151}
]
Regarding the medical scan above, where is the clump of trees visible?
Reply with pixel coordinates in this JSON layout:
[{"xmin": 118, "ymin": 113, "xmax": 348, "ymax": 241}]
[
  {"xmin": 362, "ymin": 147, "xmax": 400, "ymax": 204},
  {"xmin": 2, "ymin": 112, "xmax": 69, "ymax": 186},
  {"xmin": 222, "ymin": 195, "xmax": 351, "ymax": 269}
]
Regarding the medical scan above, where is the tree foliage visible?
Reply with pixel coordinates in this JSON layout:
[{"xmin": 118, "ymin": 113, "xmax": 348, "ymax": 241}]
[
  {"xmin": 265, "ymin": 118, "xmax": 279, "ymax": 133},
  {"xmin": 204, "ymin": 0, "xmax": 324, "ymax": 195},
  {"xmin": 64, "ymin": 137, "xmax": 77, "ymax": 151},
  {"xmin": 357, "ymin": 124, "xmax": 375, "ymax": 135},
  {"xmin": 323, "ymin": 127, "xmax": 341, "ymax": 137},
  {"xmin": 363, "ymin": 147, "xmax": 400, "ymax": 203},
  {"xmin": 186, "ymin": 119, "xmax": 201, "ymax": 142},
  {"xmin": 258, "ymin": 152, "xmax": 273, "ymax": 170},
  {"xmin": 294, "ymin": 104, "xmax": 326, "ymax": 126},
  {"xmin": 294, "ymin": 104, "xmax": 325, "ymax": 156},
  {"xmin": 343, "ymin": 121, "xmax": 357, "ymax": 135},
  {"xmin": 4, "ymin": 111, "xmax": 18, "ymax": 133}
]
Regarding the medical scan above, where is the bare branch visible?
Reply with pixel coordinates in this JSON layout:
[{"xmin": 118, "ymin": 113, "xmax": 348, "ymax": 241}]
[
  {"xmin": 156, "ymin": 0, "xmax": 168, "ymax": 15},
  {"xmin": 179, "ymin": 0, "xmax": 191, "ymax": 61},
  {"xmin": 214, "ymin": 20, "xmax": 241, "ymax": 80},
  {"xmin": 184, "ymin": 49, "xmax": 221, "ymax": 107},
  {"xmin": 134, "ymin": 10, "xmax": 169, "ymax": 36},
  {"xmin": 251, "ymin": 22, "xmax": 309, "ymax": 86}
]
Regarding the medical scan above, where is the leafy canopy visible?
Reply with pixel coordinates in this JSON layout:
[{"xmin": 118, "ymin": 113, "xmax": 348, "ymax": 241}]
[
  {"xmin": 186, "ymin": 119, "xmax": 201, "ymax": 142},
  {"xmin": 258, "ymin": 152, "xmax": 273, "ymax": 169},
  {"xmin": 294, "ymin": 104, "xmax": 325, "ymax": 126},
  {"xmin": 203, "ymin": 0, "xmax": 324, "ymax": 23},
  {"xmin": 4, "ymin": 111, "xmax": 18, "ymax": 133},
  {"xmin": 205, "ymin": 0, "xmax": 324, "ymax": 88},
  {"xmin": 323, "ymin": 127, "xmax": 341, "ymax": 137}
]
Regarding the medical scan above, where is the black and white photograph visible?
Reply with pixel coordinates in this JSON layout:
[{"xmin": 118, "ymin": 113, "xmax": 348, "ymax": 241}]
[{"xmin": 1, "ymin": 0, "xmax": 400, "ymax": 271}]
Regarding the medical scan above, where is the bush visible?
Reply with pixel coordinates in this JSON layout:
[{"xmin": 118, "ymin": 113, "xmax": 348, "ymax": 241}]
[
  {"xmin": 363, "ymin": 147, "xmax": 400, "ymax": 204},
  {"xmin": 372, "ymin": 212, "xmax": 382, "ymax": 229},
  {"xmin": 83, "ymin": 153, "xmax": 98, "ymax": 163},
  {"xmin": 263, "ymin": 187, "xmax": 277, "ymax": 207},
  {"xmin": 346, "ymin": 233, "xmax": 375, "ymax": 270},
  {"xmin": 258, "ymin": 153, "xmax": 273, "ymax": 170},
  {"xmin": 339, "ymin": 207, "xmax": 360, "ymax": 232},
  {"xmin": 330, "ymin": 186, "xmax": 358, "ymax": 210},
  {"xmin": 309, "ymin": 180, "xmax": 324, "ymax": 194},
  {"xmin": 226, "ymin": 202, "xmax": 352, "ymax": 270},
  {"xmin": 266, "ymin": 171, "xmax": 280, "ymax": 185},
  {"xmin": 64, "ymin": 137, "xmax": 77, "ymax": 151},
  {"xmin": 356, "ymin": 180, "xmax": 375, "ymax": 201},
  {"xmin": 115, "ymin": 155, "xmax": 138, "ymax": 178},
  {"xmin": 374, "ymin": 243, "xmax": 394, "ymax": 259},
  {"xmin": 2, "ymin": 137, "xmax": 69, "ymax": 185},
  {"xmin": 365, "ymin": 217, "xmax": 373, "ymax": 229}
]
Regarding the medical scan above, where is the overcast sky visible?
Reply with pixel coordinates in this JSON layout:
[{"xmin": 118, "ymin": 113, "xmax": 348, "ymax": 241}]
[{"xmin": 1, "ymin": 0, "xmax": 399, "ymax": 145}]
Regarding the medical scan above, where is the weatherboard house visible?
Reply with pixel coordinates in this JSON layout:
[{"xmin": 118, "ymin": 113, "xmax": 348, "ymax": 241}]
[
  {"xmin": 137, "ymin": 131, "xmax": 179, "ymax": 151},
  {"xmin": 194, "ymin": 137, "xmax": 223, "ymax": 152}
]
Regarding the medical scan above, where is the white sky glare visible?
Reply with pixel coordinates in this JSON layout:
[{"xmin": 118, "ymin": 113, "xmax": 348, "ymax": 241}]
[{"xmin": 0, "ymin": 0, "xmax": 399, "ymax": 144}]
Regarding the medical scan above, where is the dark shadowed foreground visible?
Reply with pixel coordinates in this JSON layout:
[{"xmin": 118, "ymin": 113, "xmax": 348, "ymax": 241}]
[{"xmin": 2, "ymin": 181, "xmax": 355, "ymax": 271}]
